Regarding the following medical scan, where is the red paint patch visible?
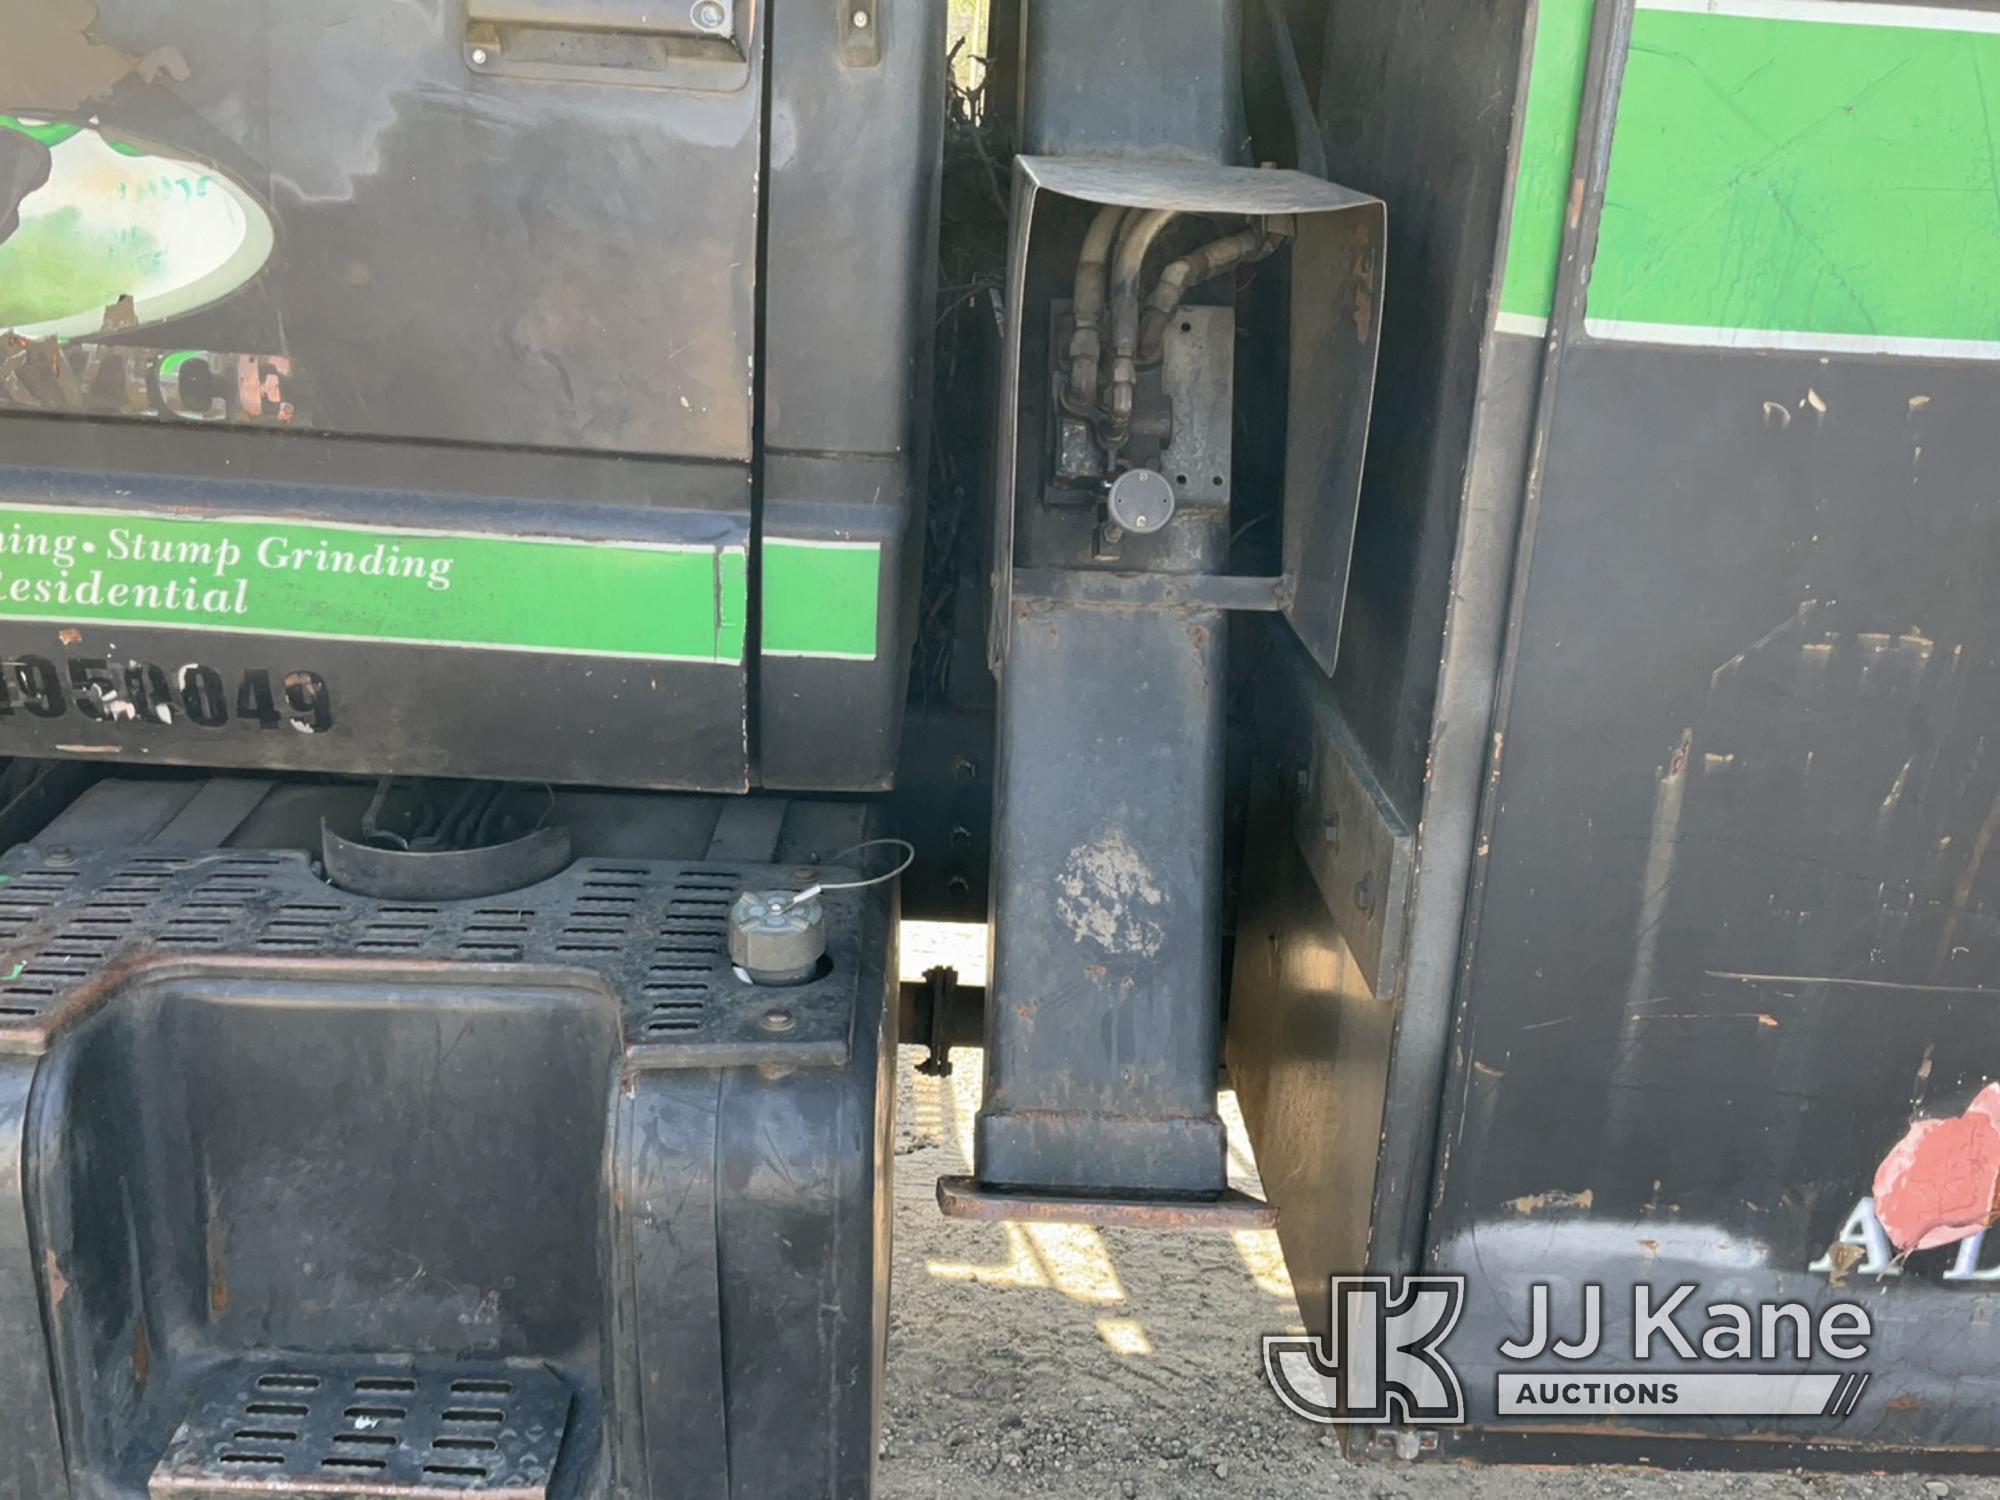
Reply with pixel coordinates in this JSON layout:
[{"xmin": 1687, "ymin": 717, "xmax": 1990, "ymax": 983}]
[{"xmin": 1873, "ymin": 1083, "xmax": 2000, "ymax": 1253}]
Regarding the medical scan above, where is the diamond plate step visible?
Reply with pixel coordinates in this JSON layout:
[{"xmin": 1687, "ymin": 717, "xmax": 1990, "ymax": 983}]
[{"xmin": 150, "ymin": 1356, "xmax": 571, "ymax": 1498}]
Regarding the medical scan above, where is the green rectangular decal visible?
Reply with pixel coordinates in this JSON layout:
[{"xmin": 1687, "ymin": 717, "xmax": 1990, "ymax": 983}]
[
  {"xmin": 761, "ymin": 539, "xmax": 880, "ymax": 661},
  {"xmin": 1591, "ymin": 0, "xmax": 2000, "ymax": 356},
  {"xmin": 0, "ymin": 504, "xmax": 747, "ymax": 662},
  {"xmin": 1498, "ymin": 0, "xmax": 1599, "ymax": 332}
]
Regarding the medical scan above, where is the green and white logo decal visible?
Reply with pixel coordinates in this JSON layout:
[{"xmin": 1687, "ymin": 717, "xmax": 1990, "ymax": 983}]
[
  {"xmin": 0, "ymin": 116, "xmax": 274, "ymax": 339},
  {"xmin": 0, "ymin": 504, "xmax": 749, "ymax": 664}
]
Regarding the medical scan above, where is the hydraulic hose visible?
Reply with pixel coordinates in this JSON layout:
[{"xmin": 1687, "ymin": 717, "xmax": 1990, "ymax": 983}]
[
  {"xmin": 1104, "ymin": 208, "xmax": 1180, "ymax": 428},
  {"xmin": 1137, "ymin": 221, "xmax": 1290, "ymax": 363},
  {"xmin": 1065, "ymin": 203, "xmax": 1130, "ymax": 413}
]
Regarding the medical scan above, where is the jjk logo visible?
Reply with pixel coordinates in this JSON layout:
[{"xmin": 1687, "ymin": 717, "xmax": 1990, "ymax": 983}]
[{"xmin": 1263, "ymin": 1276, "xmax": 1466, "ymax": 1425}]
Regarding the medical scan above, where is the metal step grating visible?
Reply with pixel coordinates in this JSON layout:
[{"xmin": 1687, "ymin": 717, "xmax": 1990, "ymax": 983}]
[
  {"xmin": 150, "ymin": 1356, "xmax": 571, "ymax": 1497},
  {"xmin": 0, "ymin": 848, "xmax": 868, "ymax": 1070}
]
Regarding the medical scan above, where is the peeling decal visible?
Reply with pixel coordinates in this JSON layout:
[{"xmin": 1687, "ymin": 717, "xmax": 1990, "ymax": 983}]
[
  {"xmin": 0, "ymin": 0, "xmax": 158, "ymax": 116},
  {"xmin": 1813, "ymin": 1192, "xmax": 2000, "ymax": 1283},
  {"xmin": 1813, "ymin": 1088, "xmax": 2000, "ymax": 1281},
  {"xmin": 0, "ymin": 654, "xmax": 333, "ymax": 734},
  {"xmin": 1056, "ymin": 830, "xmax": 1167, "ymax": 958},
  {"xmin": 1873, "ymin": 1084, "xmax": 2000, "ymax": 1254},
  {"xmin": 0, "ymin": 116, "xmax": 274, "ymax": 340},
  {"xmin": 0, "ymin": 338, "xmax": 300, "ymax": 424}
]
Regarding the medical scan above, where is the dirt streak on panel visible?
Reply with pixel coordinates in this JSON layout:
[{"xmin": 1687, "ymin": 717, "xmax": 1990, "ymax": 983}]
[
  {"xmin": 1604, "ymin": 728, "xmax": 1693, "ymax": 1138},
  {"xmin": 1933, "ymin": 788, "xmax": 2000, "ymax": 981}
]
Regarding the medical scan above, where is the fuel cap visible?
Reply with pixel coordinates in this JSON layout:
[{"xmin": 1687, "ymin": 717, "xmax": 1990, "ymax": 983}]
[{"xmin": 729, "ymin": 889, "xmax": 827, "ymax": 985}]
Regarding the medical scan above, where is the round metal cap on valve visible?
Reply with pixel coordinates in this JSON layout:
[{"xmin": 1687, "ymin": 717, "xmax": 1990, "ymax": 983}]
[
  {"xmin": 729, "ymin": 889, "xmax": 827, "ymax": 985},
  {"xmin": 1106, "ymin": 467, "xmax": 1176, "ymax": 535}
]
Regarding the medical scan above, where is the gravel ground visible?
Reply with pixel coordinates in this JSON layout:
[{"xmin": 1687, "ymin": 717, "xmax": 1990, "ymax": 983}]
[{"xmin": 880, "ymin": 1045, "xmax": 1989, "ymax": 1500}]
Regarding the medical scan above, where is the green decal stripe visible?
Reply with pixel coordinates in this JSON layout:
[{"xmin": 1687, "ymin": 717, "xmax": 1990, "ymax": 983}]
[
  {"xmin": 0, "ymin": 115, "xmax": 82, "ymax": 148},
  {"xmin": 0, "ymin": 505, "xmax": 746, "ymax": 663},
  {"xmin": 1589, "ymin": 3, "xmax": 2000, "ymax": 350},
  {"xmin": 1497, "ymin": 0, "xmax": 1599, "ymax": 325},
  {"xmin": 0, "ymin": 115, "xmax": 141, "ymax": 154},
  {"xmin": 761, "ymin": 540, "xmax": 880, "ymax": 661}
]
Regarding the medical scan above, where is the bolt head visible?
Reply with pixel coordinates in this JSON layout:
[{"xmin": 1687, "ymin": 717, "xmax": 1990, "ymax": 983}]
[
  {"xmin": 469, "ymin": 45, "xmax": 490, "ymax": 64},
  {"xmin": 692, "ymin": 0, "xmax": 728, "ymax": 31},
  {"xmin": 851, "ymin": 7, "xmax": 871, "ymax": 27}
]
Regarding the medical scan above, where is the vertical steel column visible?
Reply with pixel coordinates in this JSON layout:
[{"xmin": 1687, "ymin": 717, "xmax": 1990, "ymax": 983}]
[
  {"xmin": 1017, "ymin": 0, "xmax": 1246, "ymax": 163},
  {"xmin": 981, "ymin": 599, "xmax": 1229, "ymax": 1196},
  {"xmin": 967, "ymin": 0, "xmax": 1248, "ymax": 1209}
]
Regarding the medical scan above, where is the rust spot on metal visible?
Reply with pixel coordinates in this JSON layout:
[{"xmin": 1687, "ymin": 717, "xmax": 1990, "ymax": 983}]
[
  {"xmin": 1887, "ymin": 1393, "xmax": 1920, "ymax": 1410},
  {"xmin": 207, "ymin": 1215, "xmax": 229, "ymax": 1315},
  {"xmin": 1665, "ymin": 728, "xmax": 1693, "ymax": 779},
  {"xmin": 1823, "ymin": 1240, "xmax": 1865, "ymax": 1287},
  {"xmin": 1507, "ymin": 1187, "xmax": 1594, "ymax": 1216},
  {"xmin": 57, "ymin": 628, "xmax": 81, "ymax": 646},
  {"xmin": 43, "ymin": 1248, "xmax": 69, "ymax": 1308},
  {"xmin": 1472, "ymin": 1060, "xmax": 1504, "ymax": 1079}
]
